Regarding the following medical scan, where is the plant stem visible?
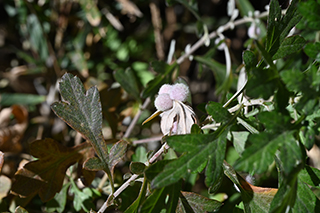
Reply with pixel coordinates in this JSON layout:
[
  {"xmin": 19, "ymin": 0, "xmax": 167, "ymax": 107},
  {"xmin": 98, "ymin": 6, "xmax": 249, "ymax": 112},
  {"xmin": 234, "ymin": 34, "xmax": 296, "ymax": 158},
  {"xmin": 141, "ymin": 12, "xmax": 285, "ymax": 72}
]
[
  {"xmin": 176, "ymin": 11, "xmax": 270, "ymax": 65},
  {"xmin": 123, "ymin": 97, "xmax": 151, "ymax": 138},
  {"xmin": 98, "ymin": 142, "xmax": 169, "ymax": 213}
]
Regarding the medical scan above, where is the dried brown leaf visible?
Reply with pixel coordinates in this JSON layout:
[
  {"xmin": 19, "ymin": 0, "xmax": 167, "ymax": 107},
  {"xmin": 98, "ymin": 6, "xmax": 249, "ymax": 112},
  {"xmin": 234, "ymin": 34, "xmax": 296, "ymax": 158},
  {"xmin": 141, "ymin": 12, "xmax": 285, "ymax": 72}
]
[
  {"xmin": 0, "ymin": 105, "xmax": 28, "ymax": 153},
  {"xmin": 11, "ymin": 139, "xmax": 91, "ymax": 202}
]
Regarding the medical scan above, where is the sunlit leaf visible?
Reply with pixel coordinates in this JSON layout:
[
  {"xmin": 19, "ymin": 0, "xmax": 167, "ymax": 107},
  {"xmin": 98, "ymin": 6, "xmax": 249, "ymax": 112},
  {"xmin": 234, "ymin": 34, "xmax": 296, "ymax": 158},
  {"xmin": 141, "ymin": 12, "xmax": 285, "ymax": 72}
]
[
  {"xmin": 151, "ymin": 130, "xmax": 228, "ymax": 189},
  {"xmin": 132, "ymin": 146, "xmax": 148, "ymax": 163},
  {"xmin": 234, "ymin": 131, "xmax": 295, "ymax": 174},
  {"xmin": 232, "ymin": 131, "xmax": 249, "ymax": 156},
  {"xmin": 51, "ymin": 73, "xmax": 110, "ymax": 173},
  {"xmin": 272, "ymin": 35, "xmax": 306, "ymax": 60},
  {"xmin": 206, "ymin": 101, "xmax": 232, "ymax": 123},
  {"xmin": 11, "ymin": 139, "xmax": 91, "ymax": 202}
]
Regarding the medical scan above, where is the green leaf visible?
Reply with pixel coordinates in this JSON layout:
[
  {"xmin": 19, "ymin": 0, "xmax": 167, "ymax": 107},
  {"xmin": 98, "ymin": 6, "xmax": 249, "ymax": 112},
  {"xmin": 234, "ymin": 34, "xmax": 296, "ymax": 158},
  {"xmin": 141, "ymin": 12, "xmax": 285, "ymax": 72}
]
[
  {"xmin": 114, "ymin": 68, "xmax": 140, "ymax": 101},
  {"xmin": 269, "ymin": 175, "xmax": 297, "ymax": 213},
  {"xmin": 206, "ymin": 101, "xmax": 232, "ymax": 123},
  {"xmin": 280, "ymin": 69, "xmax": 304, "ymax": 91},
  {"xmin": 266, "ymin": 0, "xmax": 282, "ymax": 55},
  {"xmin": 257, "ymin": 111, "xmax": 291, "ymax": 134},
  {"xmin": 145, "ymin": 160, "xmax": 172, "ymax": 182},
  {"xmin": 151, "ymin": 130, "xmax": 228, "ymax": 189},
  {"xmin": 279, "ymin": 0, "xmax": 302, "ymax": 42},
  {"xmin": 272, "ymin": 35, "xmax": 306, "ymax": 60},
  {"xmin": 140, "ymin": 182, "xmax": 181, "ymax": 213},
  {"xmin": 174, "ymin": 0, "xmax": 201, "ymax": 21},
  {"xmin": 266, "ymin": 0, "xmax": 302, "ymax": 57},
  {"xmin": 236, "ymin": 0, "xmax": 255, "ymax": 17},
  {"xmin": 124, "ymin": 177, "xmax": 148, "ymax": 213},
  {"xmin": 304, "ymin": 42, "xmax": 320, "ymax": 60},
  {"xmin": 292, "ymin": 179, "xmax": 319, "ymax": 212},
  {"xmin": 15, "ymin": 206, "xmax": 29, "ymax": 213},
  {"xmin": 243, "ymin": 50, "xmax": 257, "ymax": 71},
  {"xmin": 232, "ymin": 131, "xmax": 250, "ymax": 156},
  {"xmin": 46, "ymin": 182, "xmax": 70, "ymax": 213},
  {"xmin": 51, "ymin": 73, "xmax": 110, "ymax": 173},
  {"xmin": 223, "ymin": 161, "xmax": 277, "ymax": 213},
  {"xmin": 273, "ymin": 35, "xmax": 306, "ymax": 60},
  {"xmin": 0, "ymin": 93, "xmax": 46, "ymax": 106},
  {"xmin": 269, "ymin": 154, "xmax": 299, "ymax": 213},
  {"xmin": 84, "ymin": 140, "xmax": 127, "ymax": 176},
  {"xmin": 298, "ymin": 165, "xmax": 320, "ymax": 188},
  {"xmin": 205, "ymin": 131, "xmax": 227, "ymax": 192},
  {"xmin": 26, "ymin": 14, "xmax": 49, "ymax": 61},
  {"xmin": 278, "ymin": 139, "xmax": 305, "ymax": 178},
  {"xmin": 108, "ymin": 140, "xmax": 128, "ymax": 176},
  {"xmin": 132, "ymin": 146, "xmax": 148, "ymax": 163},
  {"xmin": 70, "ymin": 178, "xmax": 95, "ymax": 212},
  {"xmin": 256, "ymin": 41, "xmax": 277, "ymax": 71},
  {"xmin": 298, "ymin": 1, "xmax": 320, "ymax": 30},
  {"xmin": 83, "ymin": 157, "xmax": 104, "ymax": 171},
  {"xmin": 234, "ymin": 131, "xmax": 295, "ymax": 174},
  {"xmin": 130, "ymin": 162, "xmax": 146, "ymax": 175},
  {"xmin": 177, "ymin": 192, "xmax": 223, "ymax": 212},
  {"xmin": 246, "ymin": 68, "xmax": 278, "ymax": 99}
]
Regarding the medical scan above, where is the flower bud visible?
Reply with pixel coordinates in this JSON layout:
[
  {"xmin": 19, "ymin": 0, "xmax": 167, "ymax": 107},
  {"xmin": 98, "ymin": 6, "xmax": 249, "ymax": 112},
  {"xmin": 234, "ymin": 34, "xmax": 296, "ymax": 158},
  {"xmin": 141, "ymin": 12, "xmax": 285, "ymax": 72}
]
[
  {"xmin": 158, "ymin": 84, "xmax": 172, "ymax": 95},
  {"xmin": 154, "ymin": 93, "xmax": 173, "ymax": 111},
  {"xmin": 169, "ymin": 83, "xmax": 189, "ymax": 102}
]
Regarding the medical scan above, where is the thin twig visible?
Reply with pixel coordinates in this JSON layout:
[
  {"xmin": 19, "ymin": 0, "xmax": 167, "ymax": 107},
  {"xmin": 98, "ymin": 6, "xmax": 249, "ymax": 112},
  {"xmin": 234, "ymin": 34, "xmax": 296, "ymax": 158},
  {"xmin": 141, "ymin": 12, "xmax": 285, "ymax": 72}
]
[
  {"xmin": 132, "ymin": 136, "xmax": 163, "ymax": 145},
  {"xmin": 98, "ymin": 143, "xmax": 169, "ymax": 213},
  {"xmin": 176, "ymin": 11, "xmax": 270, "ymax": 65},
  {"xmin": 123, "ymin": 97, "xmax": 151, "ymax": 138}
]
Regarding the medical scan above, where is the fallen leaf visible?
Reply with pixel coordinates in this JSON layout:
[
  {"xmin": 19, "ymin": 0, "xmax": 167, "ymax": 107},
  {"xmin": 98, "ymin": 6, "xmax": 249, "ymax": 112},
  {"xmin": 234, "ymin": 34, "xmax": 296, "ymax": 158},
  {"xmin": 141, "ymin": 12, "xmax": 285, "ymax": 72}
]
[
  {"xmin": 0, "ymin": 105, "xmax": 28, "ymax": 153},
  {"xmin": 11, "ymin": 139, "xmax": 91, "ymax": 202}
]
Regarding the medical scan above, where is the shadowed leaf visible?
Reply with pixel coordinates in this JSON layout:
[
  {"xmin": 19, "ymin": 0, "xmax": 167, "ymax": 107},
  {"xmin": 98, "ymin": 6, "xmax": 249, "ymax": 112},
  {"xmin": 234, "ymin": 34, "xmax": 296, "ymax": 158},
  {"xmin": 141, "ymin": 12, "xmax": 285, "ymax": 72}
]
[
  {"xmin": 11, "ymin": 139, "xmax": 91, "ymax": 202},
  {"xmin": 140, "ymin": 181, "xmax": 181, "ymax": 213},
  {"xmin": 177, "ymin": 191, "xmax": 223, "ymax": 213},
  {"xmin": 223, "ymin": 161, "xmax": 277, "ymax": 213}
]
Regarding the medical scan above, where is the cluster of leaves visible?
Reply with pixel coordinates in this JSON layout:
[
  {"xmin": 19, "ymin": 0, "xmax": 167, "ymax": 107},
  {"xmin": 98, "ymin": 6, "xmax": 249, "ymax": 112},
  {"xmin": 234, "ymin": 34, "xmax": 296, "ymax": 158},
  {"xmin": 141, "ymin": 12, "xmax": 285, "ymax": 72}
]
[{"xmin": 2, "ymin": 0, "xmax": 320, "ymax": 212}]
